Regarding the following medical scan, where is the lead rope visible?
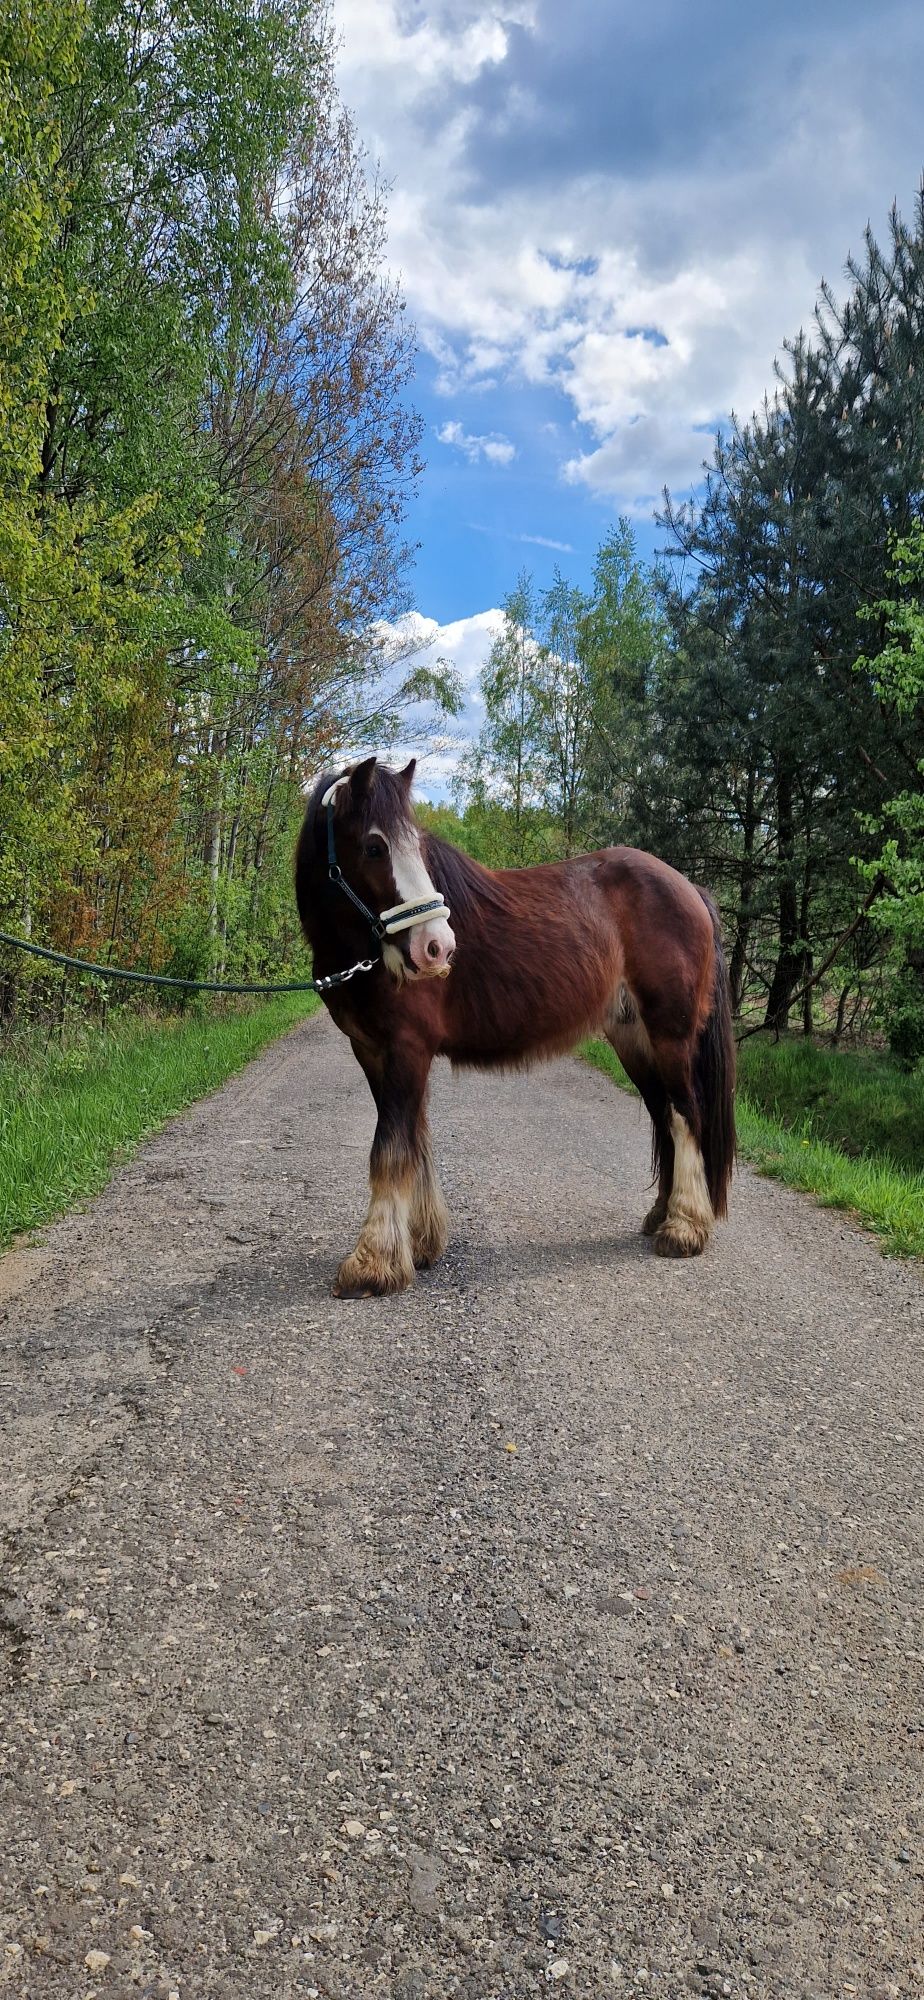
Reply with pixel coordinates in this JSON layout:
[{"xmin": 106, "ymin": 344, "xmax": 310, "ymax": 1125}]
[
  {"xmin": 0, "ymin": 796, "xmax": 449, "ymax": 999},
  {"xmin": 0, "ymin": 929, "xmax": 377, "ymax": 998}
]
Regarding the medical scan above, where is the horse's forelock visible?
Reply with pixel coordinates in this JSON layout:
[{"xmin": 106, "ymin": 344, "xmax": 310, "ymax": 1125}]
[
  {"xmin": 365, "ymin": 763, "xmax": 419, "ymax": 843},
  {"xmin": 306, "ymin": 762, "xmax": 418, "ymax": 844}
]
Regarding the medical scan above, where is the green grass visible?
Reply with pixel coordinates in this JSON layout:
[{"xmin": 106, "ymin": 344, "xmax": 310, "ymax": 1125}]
[
  {"xmin": 0, "ymin": 994, "xmax": 318, "ymax": 1251},
  {"xmin": 736, "ymin": 1032, "xmax": 924, "ymax": 1173},
  {"xmin": 580, "ymin": 1035, "xmax": 924, "ymax": 1259}
]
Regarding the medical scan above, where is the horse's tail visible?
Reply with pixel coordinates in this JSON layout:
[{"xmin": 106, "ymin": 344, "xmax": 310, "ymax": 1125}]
[{"xmin": 694, "ymin": 891, "xmax": 737, "ymax": 1219}]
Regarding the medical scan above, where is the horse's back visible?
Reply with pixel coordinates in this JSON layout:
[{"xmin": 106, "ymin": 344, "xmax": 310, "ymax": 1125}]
[{"xmin": 595, "ymin": 844, "xmax": 713, "ymax": 925}]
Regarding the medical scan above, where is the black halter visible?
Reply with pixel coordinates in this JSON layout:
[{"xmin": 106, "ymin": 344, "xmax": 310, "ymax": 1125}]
[
  {"xmin": 325, "ymin": 797, "xmax": 450, "ymax": 946},
  {"xmin": 327, "ymin": 799, "xmax": 387, "ymax": 940}
]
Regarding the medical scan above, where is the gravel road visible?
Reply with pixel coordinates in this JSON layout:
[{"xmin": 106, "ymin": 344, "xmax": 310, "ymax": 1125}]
[{"xmin": 1, "ymin": 1014, "xmax": 923, "ymax": 2000}]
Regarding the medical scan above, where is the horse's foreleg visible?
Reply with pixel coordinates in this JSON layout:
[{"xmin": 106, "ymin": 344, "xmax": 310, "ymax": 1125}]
[
  {"xmin": 409, "ymin": 1112, "xmax": 449, "ymax": 1268},
  {"xmin": 335, "ymin": 1044, "xmax": 431, "ymax": 1297}
]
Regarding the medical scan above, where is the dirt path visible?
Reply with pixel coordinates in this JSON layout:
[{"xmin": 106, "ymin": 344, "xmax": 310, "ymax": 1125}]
[{"xmin": 1, "ymin": 1014, "xmax": 922, "ymax": 2000}]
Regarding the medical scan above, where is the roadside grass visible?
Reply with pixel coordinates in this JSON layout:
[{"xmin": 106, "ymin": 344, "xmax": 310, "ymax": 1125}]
[
  {"xmin": 0, "ymin": 994, "xmax": 318, "ymax": 1251},
  {"xmin": 580, "ymin": 1035, "xmax": 924, "ymax": 1259},
  {"xmin": 736, "ymin": 1033, "xmax": 924, "ymax": 1174}
]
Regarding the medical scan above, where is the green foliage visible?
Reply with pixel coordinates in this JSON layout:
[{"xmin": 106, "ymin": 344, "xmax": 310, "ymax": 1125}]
[
  {"xmin": 0, "ymin": 0, "xmax": 82, "ymax": 484},
  {"xmin": 1, "ymin": 0, "xmax": 429, "ymax": 1024},
  {"xmin": 855, "ymin": 525, "xmax": 924, "ymax": 1057},
  {"xmin": 736, "ymin": 1034, "xmax": 924, "ymax": 1173},
  {"xmin": 0, "ymin": 995, "xmax": 317, "ymax": 1245}
]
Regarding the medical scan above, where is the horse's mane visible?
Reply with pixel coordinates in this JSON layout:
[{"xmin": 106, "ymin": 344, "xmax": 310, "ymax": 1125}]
[{"xmin": 421, "ymin": 832, "xmax": 508, "ymax": 916}]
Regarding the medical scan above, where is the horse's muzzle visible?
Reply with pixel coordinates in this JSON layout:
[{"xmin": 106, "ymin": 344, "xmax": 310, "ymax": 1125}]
[{"xmin": 408, "ymin": 918, "xmax": 455, "ymax": 975}]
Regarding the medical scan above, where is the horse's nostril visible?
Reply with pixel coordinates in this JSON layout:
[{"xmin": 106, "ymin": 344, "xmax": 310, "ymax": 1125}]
[{"xmin": 427, "ymin": 938, "xmax": 440, "ymax": 959}]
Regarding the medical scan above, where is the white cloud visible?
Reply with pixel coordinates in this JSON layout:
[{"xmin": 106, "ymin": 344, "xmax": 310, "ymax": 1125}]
[
  {"xmin": 335, "ymin": 0, "xmax": 924, "ymax": 510},
  {"xmin": 468, "ymin": 522, "xmax": 574, "ymax": 552},
  {"xmin": 563, "ymin": 415, "xmax": 719, "ymax": 516},
  {"xmin": 436, "ymin": 419, "xmax": 516, "ymax": 465},
  {"xmin": 376, "ymin": 606, "xmax": 505, "ymax": 797}
]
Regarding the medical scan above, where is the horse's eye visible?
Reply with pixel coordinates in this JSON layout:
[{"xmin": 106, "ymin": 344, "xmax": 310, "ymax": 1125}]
[{"xmin": 364, "ymin": 838, "xmax": 387, "ymax": 861}]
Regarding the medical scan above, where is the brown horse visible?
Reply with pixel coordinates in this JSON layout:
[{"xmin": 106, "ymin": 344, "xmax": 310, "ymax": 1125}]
[{"xmin": 295, "ymin": 756, "xmax": 735, "ymax": 1294}]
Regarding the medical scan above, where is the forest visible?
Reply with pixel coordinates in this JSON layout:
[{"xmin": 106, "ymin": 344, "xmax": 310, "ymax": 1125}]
[
  {"xmin": 0, "ymin": 0, "xmax": 451, "ymax": 1015},
  {"xmin": 446, "ymin": 196, "xmax": 924, "ymax": 1062},
  {"xmin": 2, "ymin": 0, "xmax": 924, "ymax": 1072}
]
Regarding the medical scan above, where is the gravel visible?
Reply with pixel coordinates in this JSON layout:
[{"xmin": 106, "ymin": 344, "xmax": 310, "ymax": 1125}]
[{"xmin": 1, "ymin": 1012, "xmax": 923, "ymax": 1997}]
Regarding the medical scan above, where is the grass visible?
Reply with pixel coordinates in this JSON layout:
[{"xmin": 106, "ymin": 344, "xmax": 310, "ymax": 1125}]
[
  {"xmin": 0, "ymin": 993, "xmax": 319, "ymax": 1251},
  {"xmin": 736, "ymin": 1032, "xmax": 924, "ymax": 1173},
  {"xmin": 580, "ymin": 1034, "xmax": 924, "ymax": 1259}
]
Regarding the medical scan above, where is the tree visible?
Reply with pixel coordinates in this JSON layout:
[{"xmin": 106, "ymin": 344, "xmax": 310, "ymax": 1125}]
[
  {"xmin": 457, "ymin": 523, "xmax": 662, "ymax": 864},
  {"xmin": 577, "ymin": 520, "xmax": 664, "ymax": 851},
  {"xmin": 658, "ymin": 188, "xmax": 924, "ymax": 1033},
  {"xmin": 855, "ymin": 524, "xmax": 924, "ymax": 1058},
  {"xmin": 1, "ymin": 0, "xmax": 432, "ymax": 1011},
  {"xmin": 456, "ymin": 576, "xmax": 552, "ymax": 865}
]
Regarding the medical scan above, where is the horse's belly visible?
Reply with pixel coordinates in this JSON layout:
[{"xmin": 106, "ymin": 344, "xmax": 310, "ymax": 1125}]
[{"xmin": 440, "ymin": 980, "xmax": 607, "ymax": 1069}]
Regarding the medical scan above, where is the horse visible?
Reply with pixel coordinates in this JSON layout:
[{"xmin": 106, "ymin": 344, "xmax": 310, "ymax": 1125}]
[{"xmin": 295, "ymin": 755, "xmax": 736, "ymax": 1295}]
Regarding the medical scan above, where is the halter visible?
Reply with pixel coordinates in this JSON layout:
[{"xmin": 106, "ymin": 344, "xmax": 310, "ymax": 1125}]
[{"xmin": 320, "ymin": 778, "xmax": 451, "ymax": 948}]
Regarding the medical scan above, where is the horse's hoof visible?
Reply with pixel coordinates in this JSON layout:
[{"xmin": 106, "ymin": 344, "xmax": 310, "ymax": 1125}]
[
  {"xmin": 333, "ymin": 1252, "xmax": 413, "ymax": 1297},
  {"xmin": 652, "ymin": 1216, "xmax": 709, "ymax": 1258},
  {"xmin": 641, "ymin": 1202, "xmax": 668, "ymax": 1237}
]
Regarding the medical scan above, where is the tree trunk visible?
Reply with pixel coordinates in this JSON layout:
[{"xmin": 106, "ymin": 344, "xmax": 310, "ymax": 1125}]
[
  {"xmin": 728, "ymin": 767, "xmax": 757, "ymax": 1012},
  {"xmin": 800, "ymin": 866, "xmax": 813, "ymax": 1037},
  {"xmin": 801, "ymin": 954, "xmax": 813, "ymax": 1037},
  {"xmin": 206, "ymin": 726, "xmax": 226, "ymax": 976},
  {"xmin": 764, "ymin": 765, "xmax": 801, "ymax": 1032},
  {"xmin": 833, "ymin": 981, "xmax": 851, "ymax": 1043}
]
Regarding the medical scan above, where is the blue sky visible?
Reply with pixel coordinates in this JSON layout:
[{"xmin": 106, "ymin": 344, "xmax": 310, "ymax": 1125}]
[{"xmin": 336, "ymin": 0, "xmax": 924, "ymax": 791}]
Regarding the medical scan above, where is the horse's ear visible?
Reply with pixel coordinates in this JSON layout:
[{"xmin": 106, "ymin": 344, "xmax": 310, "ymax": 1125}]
[
  {"xmin": 348, "ymin": 756, "xmax": 377, "ymax": 803},
  {"xmin": 398, "ymin": 757, "xmax": 416, "ymax": 791}
]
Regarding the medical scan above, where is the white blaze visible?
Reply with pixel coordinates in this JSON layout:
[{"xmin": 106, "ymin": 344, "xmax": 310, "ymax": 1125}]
[{"xmin": 383, "ymin": 824, "xmax": 455, "ymax": 976}]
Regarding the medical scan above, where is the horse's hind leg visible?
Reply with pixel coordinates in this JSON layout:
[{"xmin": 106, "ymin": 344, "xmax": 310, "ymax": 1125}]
[
  {"xmin": 605, "ymin": 993, "xmax": 673, "ymax": 1237},
  {"xmin": 646, "ymin": 1038, "xmax": 713, "ymax": 1258}
]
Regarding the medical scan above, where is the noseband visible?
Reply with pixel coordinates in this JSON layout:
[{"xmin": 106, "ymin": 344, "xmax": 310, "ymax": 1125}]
[{"xmin": 320, "ymin": 779, "xmax": 451, "ymax": 949}]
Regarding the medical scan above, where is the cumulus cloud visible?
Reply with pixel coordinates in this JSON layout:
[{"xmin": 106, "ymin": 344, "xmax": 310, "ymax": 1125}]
[
  {"xmin": 336, "ymin": 0, "xmax": 924, "ymax": 509},
  {"xmin": 437, "ymin": 420, "xmax": 517, "ymax": 465},
  {"xmin": 376, "ymin": 607, "xmax": 505, "ymax": 796}
]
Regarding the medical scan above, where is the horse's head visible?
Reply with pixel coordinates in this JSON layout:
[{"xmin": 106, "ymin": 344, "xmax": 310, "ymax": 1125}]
[{"xmin": 315, "ymin": 756, "xmax": 456, "ymax": 981}]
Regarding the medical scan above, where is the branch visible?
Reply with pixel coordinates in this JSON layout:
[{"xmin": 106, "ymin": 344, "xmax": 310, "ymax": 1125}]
[
  {"xmin": 858, "ymin": 744, "xmax": 891, "ymax": 787},
  {"xmin": 735, "ymin": 873, "xmax": 888, "ymax": 1044}
]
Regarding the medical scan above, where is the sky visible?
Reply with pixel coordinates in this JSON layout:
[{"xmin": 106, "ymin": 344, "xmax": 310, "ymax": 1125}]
[{"xmin": 335, "ymin": 0, "xmax": 924, "ymax": 795}]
